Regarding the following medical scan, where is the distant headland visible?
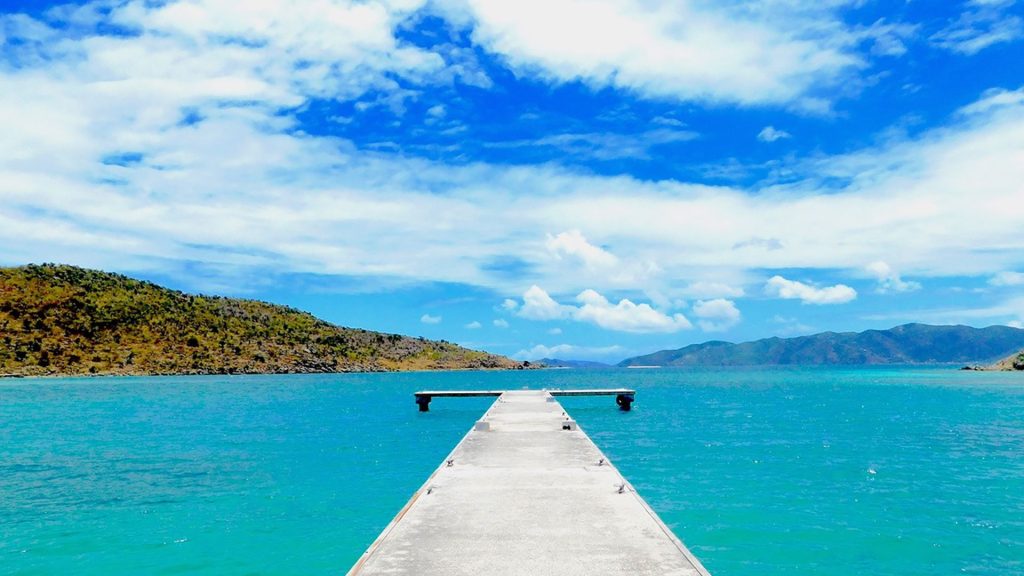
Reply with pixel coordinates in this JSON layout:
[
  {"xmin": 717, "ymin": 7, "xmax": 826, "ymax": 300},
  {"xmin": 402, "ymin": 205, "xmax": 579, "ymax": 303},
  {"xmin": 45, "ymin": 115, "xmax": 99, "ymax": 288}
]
[
  {"xmin": 0, "ymin": 264, "xmax": 527, "ymax": 377},
  {"xmin": 616, "ymin": 323, "xmax": 1024, "ymax": 369}
]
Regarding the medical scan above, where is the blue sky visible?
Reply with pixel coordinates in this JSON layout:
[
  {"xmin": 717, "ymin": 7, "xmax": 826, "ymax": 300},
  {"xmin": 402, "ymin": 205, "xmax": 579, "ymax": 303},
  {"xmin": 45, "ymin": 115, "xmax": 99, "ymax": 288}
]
[{"xmin": 1, "ymin": 0, "xmax": 1023, "ymax": 363}]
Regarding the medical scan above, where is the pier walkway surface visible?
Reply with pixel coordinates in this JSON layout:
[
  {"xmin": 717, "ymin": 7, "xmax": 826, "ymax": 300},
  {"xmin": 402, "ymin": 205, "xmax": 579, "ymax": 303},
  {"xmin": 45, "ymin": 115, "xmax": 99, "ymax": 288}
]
[{"xmin": 348, "ymin": 389, "xmax": 711, "ymax": 576}]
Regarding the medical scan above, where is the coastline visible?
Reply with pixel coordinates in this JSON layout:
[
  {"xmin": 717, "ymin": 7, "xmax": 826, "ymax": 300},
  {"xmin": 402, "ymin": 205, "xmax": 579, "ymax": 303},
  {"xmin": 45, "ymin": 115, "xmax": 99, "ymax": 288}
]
[{"xmin": 0, "ymin": 363, "xmax": 540, "ymax": 380}]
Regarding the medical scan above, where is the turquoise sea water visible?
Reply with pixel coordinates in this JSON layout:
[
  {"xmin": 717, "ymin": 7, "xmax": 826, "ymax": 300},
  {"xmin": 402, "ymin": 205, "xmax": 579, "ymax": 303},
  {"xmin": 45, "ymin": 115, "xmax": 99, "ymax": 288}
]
[{"xmin": 2, "ymin": 368, "xmax": 1023, "ymax": 575}]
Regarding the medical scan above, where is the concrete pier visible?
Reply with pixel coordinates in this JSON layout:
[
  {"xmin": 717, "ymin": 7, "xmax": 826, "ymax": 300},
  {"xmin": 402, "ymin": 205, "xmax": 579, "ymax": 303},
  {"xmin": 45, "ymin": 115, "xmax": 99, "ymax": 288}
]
[{"xmin": 348, "ymin": 390, "xmax": 710, "ymax": 575}]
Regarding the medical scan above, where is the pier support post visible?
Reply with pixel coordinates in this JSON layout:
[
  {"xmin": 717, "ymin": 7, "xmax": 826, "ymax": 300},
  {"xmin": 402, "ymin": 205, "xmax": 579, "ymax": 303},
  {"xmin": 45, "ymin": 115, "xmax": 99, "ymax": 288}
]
[
  {"xmin": 615, "ymin": 394, "xmax": 634, "ymax": 411},
  {"xmin": 416, "ymin": 395, "xmax": 432, "ymax": 412}
]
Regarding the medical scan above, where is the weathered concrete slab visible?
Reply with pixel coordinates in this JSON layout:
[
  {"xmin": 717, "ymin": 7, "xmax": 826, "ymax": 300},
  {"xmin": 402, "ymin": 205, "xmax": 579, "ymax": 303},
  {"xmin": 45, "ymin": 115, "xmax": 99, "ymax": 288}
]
[{"xmin": 348, "ymin": 390, "xmax": 710, "ymax": 576}]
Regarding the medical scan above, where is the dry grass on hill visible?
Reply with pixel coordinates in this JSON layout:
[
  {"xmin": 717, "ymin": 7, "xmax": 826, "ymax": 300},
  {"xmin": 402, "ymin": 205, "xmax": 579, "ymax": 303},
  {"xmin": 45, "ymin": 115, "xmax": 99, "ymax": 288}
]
[{"xmin": 0, "ymin": 264, "xmax": 524, "ymax": 377}]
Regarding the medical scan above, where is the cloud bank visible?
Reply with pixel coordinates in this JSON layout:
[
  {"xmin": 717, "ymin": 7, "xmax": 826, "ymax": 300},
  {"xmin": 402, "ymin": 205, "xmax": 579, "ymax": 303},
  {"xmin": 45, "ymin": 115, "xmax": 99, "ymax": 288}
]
[
  {"xmin": 512, "ymin": 343, "xmax": 625, "ymax": 362},
  {"xmin": 1, "ymin": 2, "xmax": 1023, "ymax": 329},
  {"xmin": 437, "ymin": 0, "xmax": 868, "ymax": 108},
  {"xmin": 514, "ymin": 286, "xmax": 693, "ymax": 333}
]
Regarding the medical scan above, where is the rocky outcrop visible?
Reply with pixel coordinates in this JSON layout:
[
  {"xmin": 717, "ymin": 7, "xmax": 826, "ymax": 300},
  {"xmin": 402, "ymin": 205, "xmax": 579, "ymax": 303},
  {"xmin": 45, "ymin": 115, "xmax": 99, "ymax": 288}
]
[{"xmin": 988, "ymin": 350, "xmax": 1024, "ymax": 371}]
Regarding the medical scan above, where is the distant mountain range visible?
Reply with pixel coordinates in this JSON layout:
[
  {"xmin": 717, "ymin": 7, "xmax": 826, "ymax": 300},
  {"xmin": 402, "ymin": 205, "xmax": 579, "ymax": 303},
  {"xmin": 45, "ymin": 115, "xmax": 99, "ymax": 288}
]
[
  {"xmin": 0, "ymin": 264, "xmax": 524, "ymax": 377},
  {"xmin": 618, "ymin": 324, "xmax": 1024, "ymax": 367},
  {"xmin": 538, "ymin": 358, "xmax": 611, "ymax": 369}
]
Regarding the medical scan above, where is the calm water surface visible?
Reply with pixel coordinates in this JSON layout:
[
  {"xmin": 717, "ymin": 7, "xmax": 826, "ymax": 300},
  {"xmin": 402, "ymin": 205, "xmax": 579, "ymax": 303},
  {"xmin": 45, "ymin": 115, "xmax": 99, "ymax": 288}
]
[{"xmin": 1, "ymin": 368, "xmax": 1022, "ymax": 575}]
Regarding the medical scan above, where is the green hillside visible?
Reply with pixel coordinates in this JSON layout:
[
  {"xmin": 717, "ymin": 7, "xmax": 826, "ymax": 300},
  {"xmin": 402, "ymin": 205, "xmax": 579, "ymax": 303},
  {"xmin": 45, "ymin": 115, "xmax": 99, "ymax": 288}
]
[{"xmin": 0, "ymin": 264, "xmax": 523, "ymax": 376}]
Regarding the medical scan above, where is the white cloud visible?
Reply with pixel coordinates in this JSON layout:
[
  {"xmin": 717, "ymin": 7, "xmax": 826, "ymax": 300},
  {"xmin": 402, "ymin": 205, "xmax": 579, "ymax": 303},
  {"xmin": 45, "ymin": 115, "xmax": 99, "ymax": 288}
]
[
  {"xmin": 765, "ymin": 276, "xmax": 857, "ymax": 304},
  {"xmin": 108, "ymin": 0, "xmax": 440, "ymax": 103},
  {"xmin": 682, "ymin": 281, "xmax": 745, "ymax": 299},
  {"xmin": 501, "ymin": 298, "xmax": 519, "ymax": 311},
  {"xmin": 514, "ymin": 285, "xmax": 691, "ymax": 333},
  {"xmin": 931, "ymin": 2, "xmax": 1023, "ymax": 55},
  {"xmin": 692, "ymin": 298, "xmax": 742, "ymax": 332},
  {"xmin": 491, "ymin": 129, "xmax": 698, "ymax": 161},
  {"xmin": 758, "ymin": 126, "xmax": 792, "ymax": 142},
  {"xmin": 651, "ymin": 116, "xmax": 687, "ymax": 127},
  {"xmin": 866, "ymin": 261, "xmax": 921, "ymax": 293},
  {"xmin": 863, "ymin": 19, "xmax": 917, "ymax": 57},
  {"xmin": 437, "ymin": 0, "xmax": 865, "ymax": 107},
  {"xmin": 518, "ymin": 285, "xmax": 573, "ymax": 320},
  {"xmin": 492, "ymin": 318, "xmax": 509, "ymax": 328},
  {"xmin": 990, "ymin": 271, "xmax": 1024, "ymax": 286},
  {"xmin": 574, "ymin": 289, "xmax": 692, "ymax": 333},
  {"xmin": 545, "ymin": 230, "xmax": 618, "ymax": 269},
  {"xmin": 420, "ymin": 313, "xmax": 442, "ymax": 324},
  {"xmin": 539, "ymin": 231, "xmax": 661, "ymax": 293},
  {"xmin": 959, "ymin": 86, "xmax": 1024, "ymax": 115},
  {"xmin": 547, "ymin": 327, "xmax": 562, "ymax": 335},
  {"xmin": 512, "ymin": 343, "xmax": 624, "ymax": 362},
  {"xmin": 464, "ymin": 320, "xmax": 482, "ymax": 329}
]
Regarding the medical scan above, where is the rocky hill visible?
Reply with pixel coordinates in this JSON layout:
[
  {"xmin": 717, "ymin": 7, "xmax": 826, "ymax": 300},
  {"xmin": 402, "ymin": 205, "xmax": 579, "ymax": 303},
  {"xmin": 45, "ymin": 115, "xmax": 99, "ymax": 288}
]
[
  {"xmin": 989, "ymin": 349, "xmax": 1024, "ymax": 371},
  {"xmin": 0, "ymin": 264, "xmax": 523, "ymax": 377},
  {"xmin": 619, "ymin": 323, "xmax": 1024, "ymax": 367}
]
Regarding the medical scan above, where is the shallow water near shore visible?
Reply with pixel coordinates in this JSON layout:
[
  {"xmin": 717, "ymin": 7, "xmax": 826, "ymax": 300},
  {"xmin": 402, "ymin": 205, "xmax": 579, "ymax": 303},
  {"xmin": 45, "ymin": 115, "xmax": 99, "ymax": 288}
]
[{"xmin": 2, "ymin": 368, "xmax": 1023, "ymax": 575}]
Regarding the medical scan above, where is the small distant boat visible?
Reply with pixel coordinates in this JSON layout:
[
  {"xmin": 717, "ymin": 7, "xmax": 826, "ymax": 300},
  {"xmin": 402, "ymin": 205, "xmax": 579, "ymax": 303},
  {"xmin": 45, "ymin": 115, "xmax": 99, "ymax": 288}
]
[{"xmin": 626, "ymin": 365, "xmax": 661, "ymax": 369}]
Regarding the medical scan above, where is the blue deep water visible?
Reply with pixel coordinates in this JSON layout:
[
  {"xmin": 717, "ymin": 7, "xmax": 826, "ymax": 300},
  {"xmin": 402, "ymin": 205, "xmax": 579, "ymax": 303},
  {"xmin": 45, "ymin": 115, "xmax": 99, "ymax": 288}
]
[{"xmin": 1, "ymin": 368, "xmax": 1022, "ymax": 575}]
